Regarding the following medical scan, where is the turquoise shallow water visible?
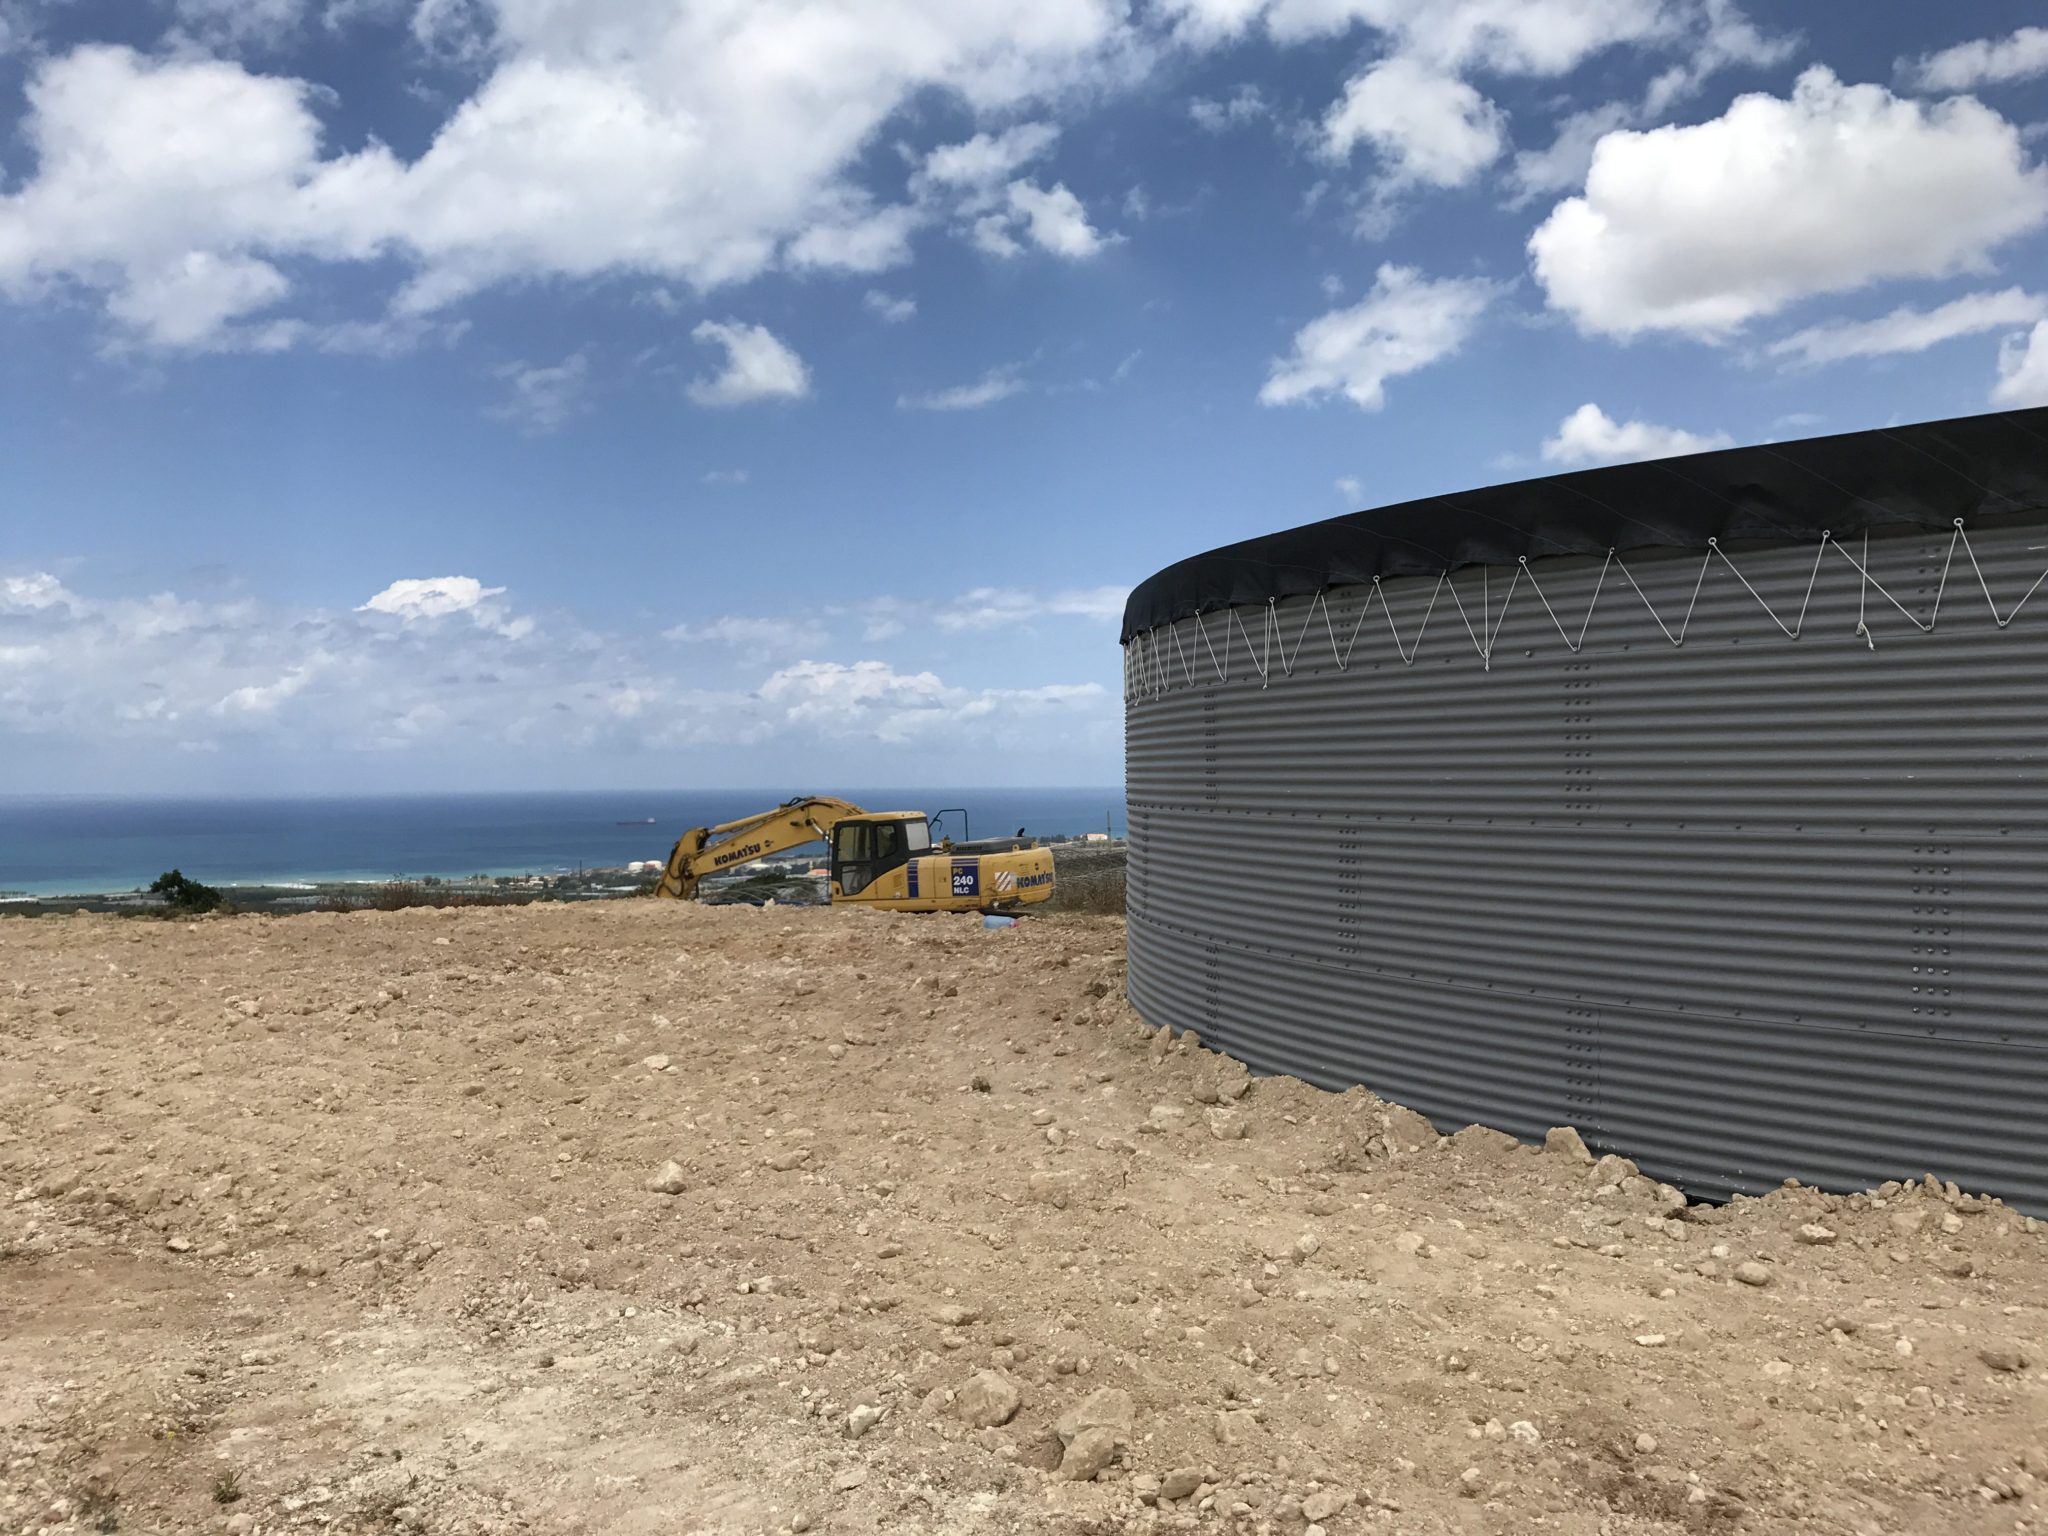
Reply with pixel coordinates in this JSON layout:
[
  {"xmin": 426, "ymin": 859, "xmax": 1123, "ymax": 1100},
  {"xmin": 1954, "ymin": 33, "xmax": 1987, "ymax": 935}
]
[{"xmin": 0, "ymin": 789, "xmax": 1125, "ymax": 896}]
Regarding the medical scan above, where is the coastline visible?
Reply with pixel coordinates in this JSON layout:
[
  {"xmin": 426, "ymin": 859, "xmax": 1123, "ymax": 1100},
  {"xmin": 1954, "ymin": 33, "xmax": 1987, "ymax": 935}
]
[
  {"xmin": 3, "ymin": 838, "xmax": 1129, "ymax": 917},
  {"xmin": 0, "ymin": 866, "xmax": 667, "ymax": 915},
  {"xmin": 0, "ymin": 787, "xmax": 1127, "ymax": 902}
]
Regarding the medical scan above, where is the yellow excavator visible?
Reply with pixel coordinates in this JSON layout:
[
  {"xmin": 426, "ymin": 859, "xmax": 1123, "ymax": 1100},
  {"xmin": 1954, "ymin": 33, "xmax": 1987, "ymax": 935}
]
[{"xmin": 653, "ymin": 796, "xmax": 1056, "ymax": 914}]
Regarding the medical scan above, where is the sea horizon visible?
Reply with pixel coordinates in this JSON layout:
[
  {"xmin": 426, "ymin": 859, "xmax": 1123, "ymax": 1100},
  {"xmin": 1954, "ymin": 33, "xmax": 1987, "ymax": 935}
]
[{"xmin": 0, "ymin": 787, "xmax": 1127, "ymax": 897}]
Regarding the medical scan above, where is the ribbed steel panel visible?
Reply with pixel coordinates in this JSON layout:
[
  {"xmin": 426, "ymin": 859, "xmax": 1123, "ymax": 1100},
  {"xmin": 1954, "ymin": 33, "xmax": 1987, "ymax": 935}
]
[{"xmin": 1124, "ymin": 520, "xmax": 2048, "ymax": 1213}]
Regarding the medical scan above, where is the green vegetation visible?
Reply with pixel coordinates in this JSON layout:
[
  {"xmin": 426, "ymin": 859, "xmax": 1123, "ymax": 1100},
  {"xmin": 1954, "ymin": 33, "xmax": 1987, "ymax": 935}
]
[
  {"xmin": 315, "ymin": 880, "xmax": 570, "ymax": 914},
  {"xmin": 77, "ymin": 1487, "xmax": 118, "ymax": 1533},
  {"xmin": 148, "ymin": 869, "xmax": 224, "ymax": 914}
]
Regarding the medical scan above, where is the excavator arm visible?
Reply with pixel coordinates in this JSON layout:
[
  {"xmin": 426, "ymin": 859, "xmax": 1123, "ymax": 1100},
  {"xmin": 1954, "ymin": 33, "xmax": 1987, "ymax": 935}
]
[{"xmin": 654, "ymin": 796, "xmax": 868, "ymax": 900}]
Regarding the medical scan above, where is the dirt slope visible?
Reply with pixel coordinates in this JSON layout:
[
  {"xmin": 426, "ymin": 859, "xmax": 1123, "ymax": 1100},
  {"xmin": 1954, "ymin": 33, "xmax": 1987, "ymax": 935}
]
[{"xmin": 2, "ymin": 903, "xmax": 2043, "ymax": 1536}]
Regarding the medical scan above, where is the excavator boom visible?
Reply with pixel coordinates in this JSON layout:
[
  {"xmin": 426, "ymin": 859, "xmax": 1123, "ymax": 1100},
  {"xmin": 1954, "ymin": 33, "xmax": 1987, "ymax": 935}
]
[{"xmin": 654, "ymin": 796, "xmax": 867, "ymax": 900}]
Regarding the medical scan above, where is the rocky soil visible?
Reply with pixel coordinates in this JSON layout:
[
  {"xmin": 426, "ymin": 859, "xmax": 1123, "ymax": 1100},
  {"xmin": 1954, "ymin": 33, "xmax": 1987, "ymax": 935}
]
[{"xmin": 3, "ymin": 903, "xmax": 2044, "ymax": 1536}]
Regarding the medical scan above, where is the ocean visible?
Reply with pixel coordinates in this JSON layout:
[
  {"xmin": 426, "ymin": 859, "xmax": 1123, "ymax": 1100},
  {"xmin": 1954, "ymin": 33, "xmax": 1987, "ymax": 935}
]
[{"xmin": 0, "ymin": 789, "xmax": 1127, "ymax": 897}]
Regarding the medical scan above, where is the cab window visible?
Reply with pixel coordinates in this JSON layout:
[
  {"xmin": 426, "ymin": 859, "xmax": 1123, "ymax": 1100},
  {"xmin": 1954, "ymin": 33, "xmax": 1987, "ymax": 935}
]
[
  {"xmin": 834, "ymin": 820, "xmax": 923, "ymax": 895},
  {"xmin": 834, "ymin": 823, "xmax": 873, "ymax": 893},
  {"xmin": 873, "ymin": 821, "xmax": 903, "ymax": 865}
]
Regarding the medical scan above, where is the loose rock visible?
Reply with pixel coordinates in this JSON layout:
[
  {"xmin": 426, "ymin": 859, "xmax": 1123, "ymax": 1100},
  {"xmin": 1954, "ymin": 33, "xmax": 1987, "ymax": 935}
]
[
  {"xmin": 1544, "ymin": 1125, "xmax": 1594, "ymax": 1163},
  {"xmin": 1161, "ymin": 1467, "xmax": 1205, "ymax": 1501},
  {"xmin": 1059, "ymin": 1426, "xmax": 1118, "ymax": 1481},
  {"xmin": 1055, "ymin": 1386, "xmax": 1135, "ymax": 1448},
  {"xmin": 1589, "ymin": 1153, "xmax": 1639, "ymax": 1186},
  {"xmin": 1215, "ymin": 1409, "xmax": 1259, "ymax": 1445},
  {"xmin": 954, "ymin": 1370, "xmax": 1022, "ymax": 1428},
  {"xmin": 1206, "ymin": 1109, "xmax": 1248, "ymax": 1141},
  {"xmin": 1303, "ymin": 1488, "xmax": 1353, "ymax": 1522}
]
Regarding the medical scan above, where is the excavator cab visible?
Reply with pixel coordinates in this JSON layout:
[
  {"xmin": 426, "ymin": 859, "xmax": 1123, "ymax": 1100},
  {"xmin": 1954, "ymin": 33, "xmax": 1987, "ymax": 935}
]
[{"xmin": 830, "ymin": 815, "xmax": 933, "ymax": 897}]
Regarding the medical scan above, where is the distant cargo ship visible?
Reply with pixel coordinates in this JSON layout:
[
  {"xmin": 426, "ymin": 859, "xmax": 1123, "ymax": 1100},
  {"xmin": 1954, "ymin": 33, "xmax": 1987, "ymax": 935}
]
[{"xmin": 616, "ymin": 818, "xmax": 657, "ymax": 825}]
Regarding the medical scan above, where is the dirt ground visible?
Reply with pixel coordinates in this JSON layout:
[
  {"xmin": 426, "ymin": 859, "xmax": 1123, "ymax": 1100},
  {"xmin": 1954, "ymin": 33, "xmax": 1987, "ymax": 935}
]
[{"xmin": 3, "ymin": 903, "xmax": 2044, "ymax": 1536}]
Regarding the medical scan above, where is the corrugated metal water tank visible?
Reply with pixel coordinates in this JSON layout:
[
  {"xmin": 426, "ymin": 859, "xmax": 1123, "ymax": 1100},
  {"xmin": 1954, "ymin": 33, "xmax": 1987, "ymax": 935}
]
[{"xmin": 1123, "ymin": 516, "xmax": 2048, "ymax": 1214}]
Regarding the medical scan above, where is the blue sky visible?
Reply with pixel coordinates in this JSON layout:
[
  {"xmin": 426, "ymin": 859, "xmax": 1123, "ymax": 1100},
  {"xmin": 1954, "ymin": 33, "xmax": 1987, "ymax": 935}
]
[{"xmin": 3, "ymin": 0, "xmax": 2046, "ymax": 793}]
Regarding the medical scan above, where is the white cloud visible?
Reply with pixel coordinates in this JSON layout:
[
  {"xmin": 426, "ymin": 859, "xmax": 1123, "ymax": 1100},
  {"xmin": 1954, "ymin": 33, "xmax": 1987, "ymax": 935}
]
[
  {"xmin": 1505, "ymin": 103, "xmax": 1634, "ymax": 205},
  {"xmin": 687, "ymin": 320, "xmax": 810, "ymax": 407},
  {"xmin": 359, "ymin": 576, "xmax": 503, "ymax": 621},
  {"xmin": 1335, "ymin": 476, "xmax": 1363, "ymax": 501},
  {"xmin": 2, "ymin": 573, "xmax": 80, "ymax": 613},
  {"xmin": 408, "ymin": 0, "xmax": 494, "ymax": 64},
  {"xmin": 1506, "ymin": 3, "xmax": 1794, "ymax": 207},
  {"xmin": 1378, "ymin": 0, "xmax": 1674, "ymax": 74},
  {"xmin": 0, "ymin": 4, "xmax": 1132, "ymax": 348},
  {"xmin": 1323, "ymin": 57, "xmax": 1504, "ymax": 188},
  {"xmin": 912, "ymin": 124, "xmax": 1121, "ymax": 261},
  {"xmin": 1993, "ymin": 321, "xmax": 2048, "ymax": 407},
  {"xmin": 1261, "ymin": 263, "xmax": 1500, "ymax": 410},
  {"xmin": 168, "ymin": 0, "xmax": 326, "ymax": 52},
  {"xmin": 969, "ymin": 215, "xmax": 1024, "ymax": 259},
  {"xmin": 0, "ymin": 0, "xmax": 1803, "ymax": 358},
  {"xmin": 665, "ymin": 614, "xmax": 828, "ymax": 658},
  {"xmin": 757, "ymin": 659, "xmax": 1104, "ymax": 743},
  {"xmin": 357, "ymin": 575, "xmax": 531, "ymax": 638},
  {"xmin": 0, "ymin": 571, "xmax": 680, "ymax": 758},
  {"xmin": 1540, "ymin": 403, "xmax": 1734, "ymax": 466},
  {"xmin": 1189, "ymin": 85, "xmax": 1267, "ymax": 133},
  {"xmin": 862, "ymin": 289, "xmax": 916, "ymax": 323},
  {"xmin": 1170, "ymin": 1, "xmax": 1785, "ymax": 232},
  {"xmin": 700, "ymin": 468, "xmax": 750, "ymax": 486},
  {"xmin": 1165, "ymin": 0, "xmax": 1678, "ymax": 73},
  {"xmin": 1639, "ymin": 0, "xmax": 1795, "ymax": 115},
  {"xmin": 1530, "ymin": 69, "xmax": 2048, "ymax": 340},
  {"xmin": 1006, "ymin": 180, "xmax": 1108, "ymax": 257},
  {"xmin": 0, "ymin": 3, "xmax": 33, "ymax": 56},
  {"xmin": 0, "ymin": 571, "xmax": 1110, "ymax": 774},
  {"xmin": 104, "ymin": 250, "xmax": 294, "ymax": 351},
  {"xmin": 855, "ymin": 599, "xmax": 910, "ymax": 642},
  {"xmin": 843, "ymin": 584, "xmax": 1126, "ymax": 638},
  {"xmin": 1903, "ymin": 28, "xmax": 2048, "ymax": 93},
  {"xmin": 489, "ymin": 352, "xmax": 590, "ymax": 434},
  {"xmin": 758, "ymin": 659, "xmax": 950, "ymax": 743},
  {"xmin": 212, "ymin": 665, "xmax": 313, "ymax": 717},
  {"xmin": 1769, "ymin": 288, "xmax": 2048, "ymax": 367},
  {"xmin": 968, "ymin": 179, "xmax": 1110, "ymax": 260},
  {"xmin": 783, "ymin": 201, "xmax": 920, "ymax": 274},
  {"xmin": 918, "ymin": 124, "xmax": 1060, "ymax": 199},
  {"xmin": 898, "ymin": 366, "xmax": 1026, "ymax": 411},
  {"xmin": 0, "ymin": 46, "xmax": 394, "ymax": 351},
  {"xmin": 934, "ymin": 585, "xmax": 1129, "ymax": 630}
]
